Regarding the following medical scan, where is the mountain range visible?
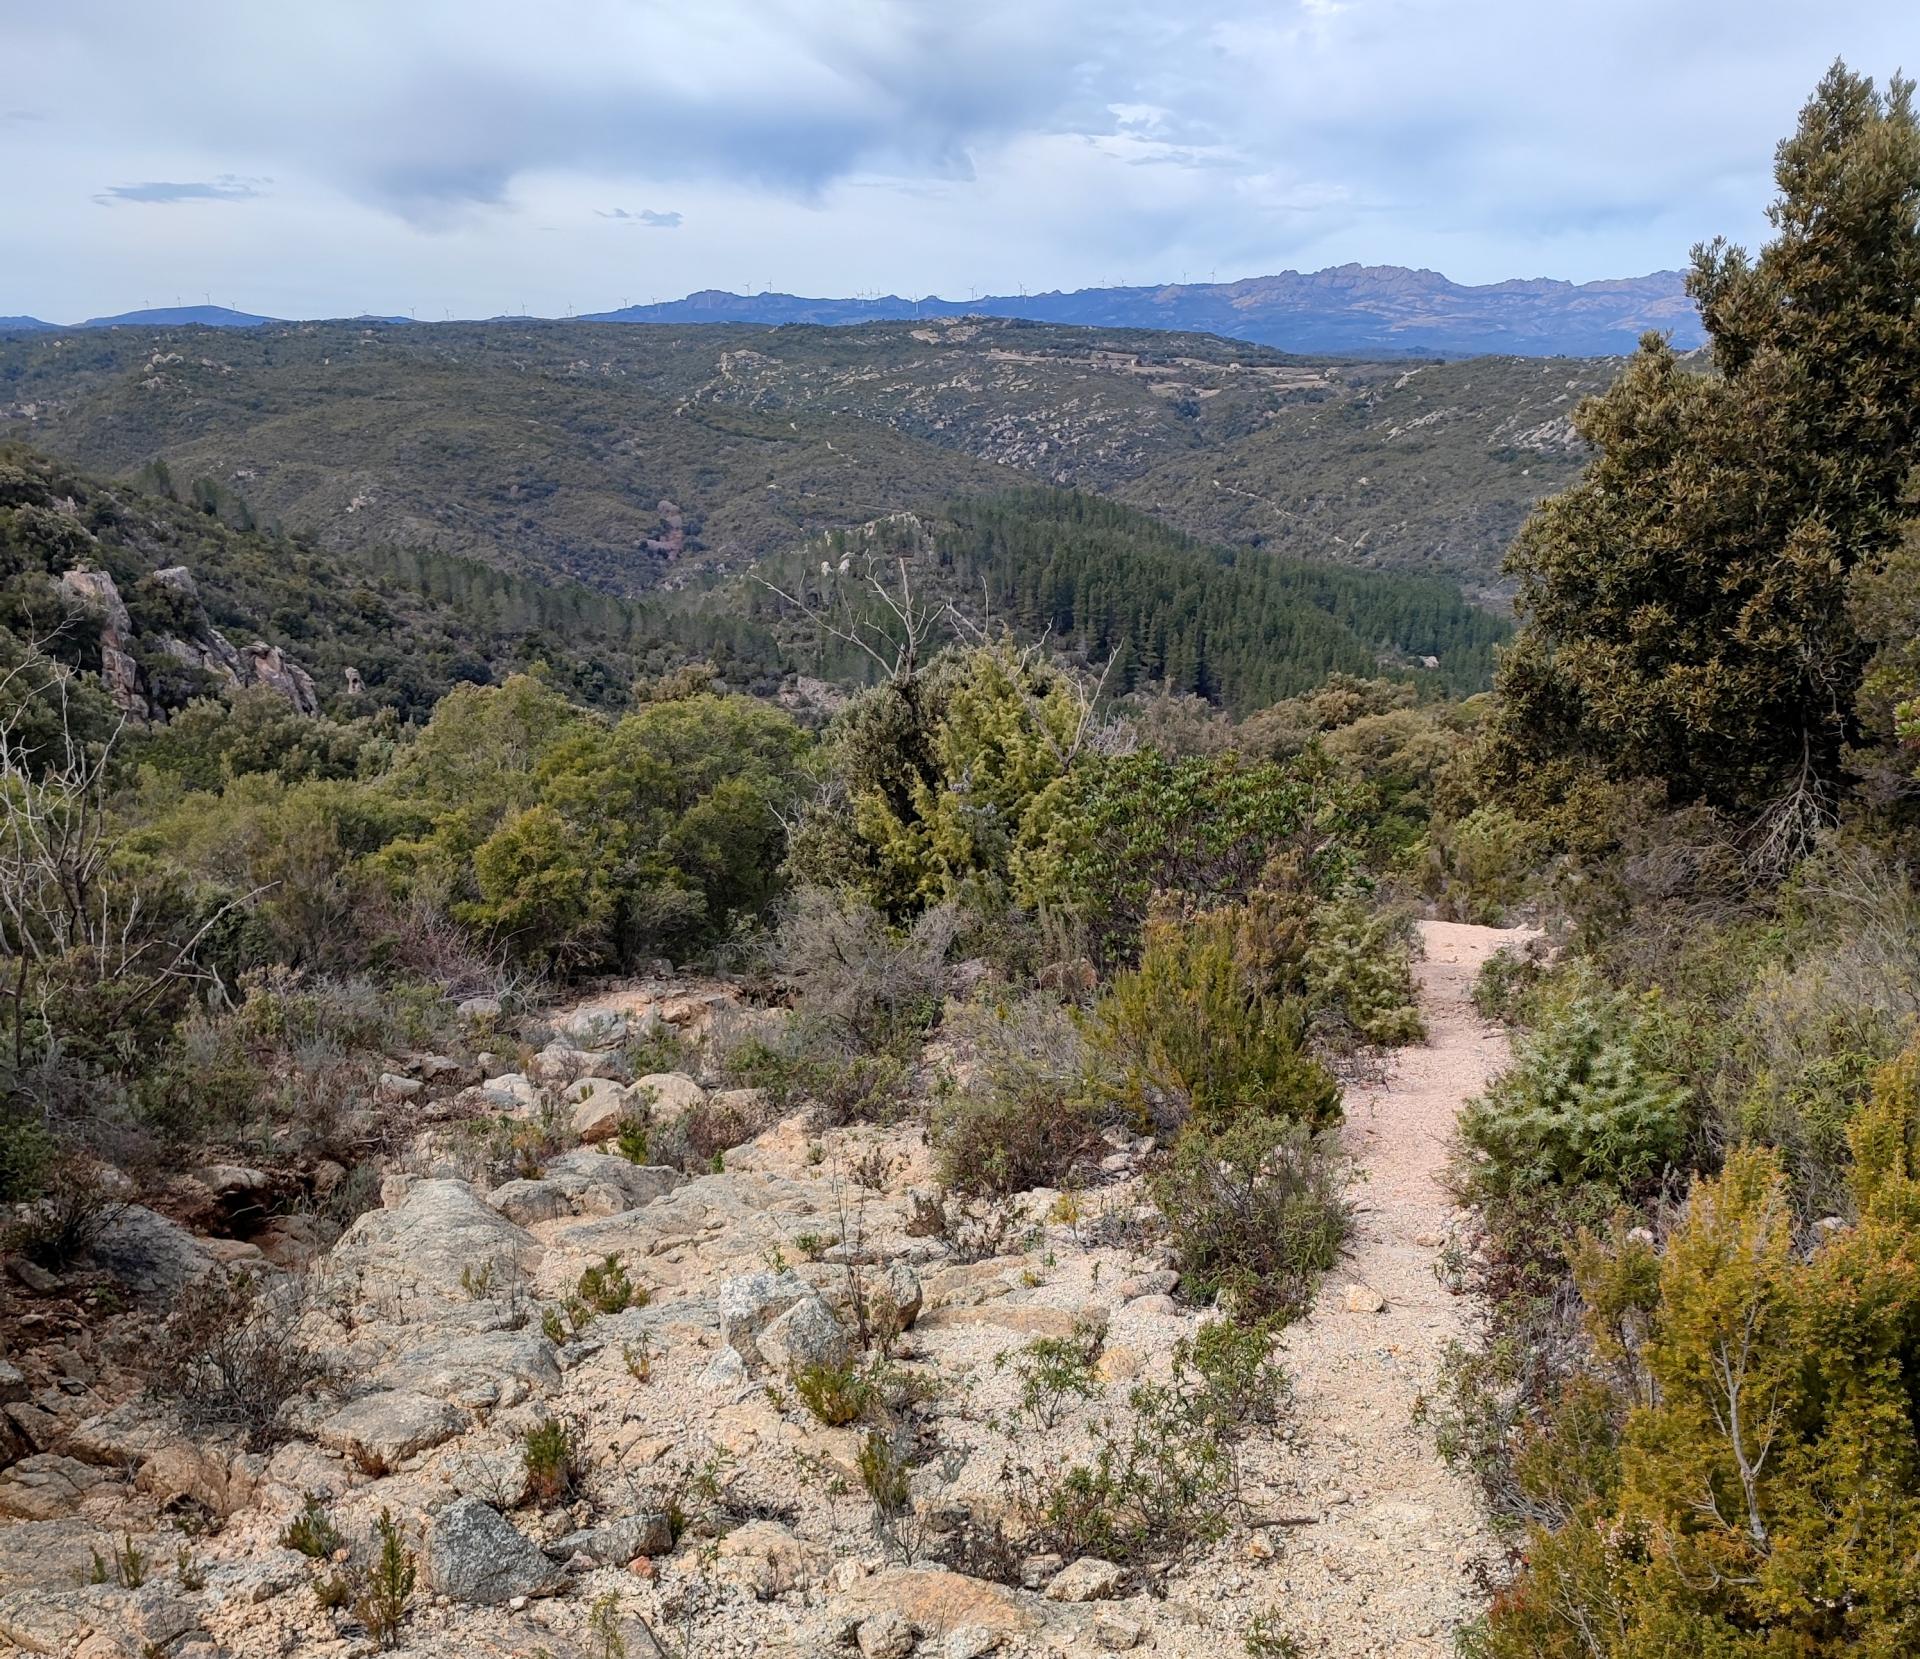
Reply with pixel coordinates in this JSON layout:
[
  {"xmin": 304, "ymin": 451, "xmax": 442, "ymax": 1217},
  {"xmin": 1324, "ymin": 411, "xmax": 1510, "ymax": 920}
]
[{"xmin": 0, "ymin": 264, "xmax": 1703, "ymax": 357}]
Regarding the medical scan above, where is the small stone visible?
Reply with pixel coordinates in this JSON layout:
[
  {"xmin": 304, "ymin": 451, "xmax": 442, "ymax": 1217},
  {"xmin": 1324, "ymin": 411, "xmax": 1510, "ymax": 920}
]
[
  {"xmin": 376, "ymin": 1071, "xmax": 424, "ymax": 1102},
  {"xmin": 857, "ymin": 1610, "xmax": 917, "ymax": 1659},
  {"xmin": 1344, "ymin": 1283, "xmax": 1386, "ymax": 1314},
  {"xmin": 1019, "ymin": 1553, "xmax": 1064, "ymax": 1590},
  {"xmin": 458, "ymin": 995, "xmax": 504, "ymax": 1022},
  {"xmin": 1046, "ymin": 1556, "xmax": 1124, "ymax": 1602},
  {"xmin": 945, "ymin": 1626, "xmax": 1001, "ymax": 1658},
  {"xmin": 1092, "ymin": 1611, "xmax": 1145, "ymax": 1649},
  {"xmin": 630, "ymin": 1071, "xmax": 707, "ymax": 1120},
  {"xmin": 7, "ymin": 1258, "xmax": 59, "ymax": 1296}
]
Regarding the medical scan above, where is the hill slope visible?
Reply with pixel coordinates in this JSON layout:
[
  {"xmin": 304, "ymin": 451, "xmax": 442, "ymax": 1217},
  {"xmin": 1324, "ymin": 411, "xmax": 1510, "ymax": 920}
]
[{"xmin": 0, "ymin": 316, "xmax": 1617, "ymax": 594}]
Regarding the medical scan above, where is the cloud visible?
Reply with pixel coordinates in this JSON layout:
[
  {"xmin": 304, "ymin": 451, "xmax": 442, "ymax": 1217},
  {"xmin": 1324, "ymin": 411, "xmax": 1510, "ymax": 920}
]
[
  {"xmin": 597, "ymin": 207, "xmax": 683, "ymax": 228},
  {"xmin": 94, "ymin": 173, "xmax": 268, "ymax": 206},
  {"xmin": 2, "ymin": 0, "xmax": 1914, "ymax": 318}
]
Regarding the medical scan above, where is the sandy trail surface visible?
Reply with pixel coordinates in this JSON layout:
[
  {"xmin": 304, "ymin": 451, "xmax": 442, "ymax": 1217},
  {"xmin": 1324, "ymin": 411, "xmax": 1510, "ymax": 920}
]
[{"xmin": 1221, "ymin": 919, "xmax": 1531, "ymax": 1657}]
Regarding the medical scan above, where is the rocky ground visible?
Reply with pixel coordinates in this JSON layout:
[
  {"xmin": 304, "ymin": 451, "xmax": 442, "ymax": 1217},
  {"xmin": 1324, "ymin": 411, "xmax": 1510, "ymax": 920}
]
[{"xmin": 0, "ymin": 923, "xmax": 1525, "ymax": 1658}]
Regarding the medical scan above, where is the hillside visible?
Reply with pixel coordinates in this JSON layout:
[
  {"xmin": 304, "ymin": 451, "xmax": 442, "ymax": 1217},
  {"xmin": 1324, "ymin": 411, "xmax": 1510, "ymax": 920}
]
[
  {"xmin": 0, "ymin": 316, "xmax": 1616, "ymax": 594},
  {"xmin": 583, "ymin": 264, "xmax": 1703, "ymax": 357}
]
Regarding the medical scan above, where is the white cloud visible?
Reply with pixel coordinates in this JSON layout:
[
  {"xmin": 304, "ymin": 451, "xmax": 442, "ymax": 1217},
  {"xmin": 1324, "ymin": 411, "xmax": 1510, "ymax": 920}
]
[{"xmin": 0, "ymin": 0, "xmax": 1911, "ymax": 319}]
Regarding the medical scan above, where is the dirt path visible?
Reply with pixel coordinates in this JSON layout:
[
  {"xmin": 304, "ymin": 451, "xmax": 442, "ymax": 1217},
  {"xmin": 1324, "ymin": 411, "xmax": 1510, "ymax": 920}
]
[{"xmin": 1252, "ymin": 919, "xmax": 1531, "ymax": 1656}]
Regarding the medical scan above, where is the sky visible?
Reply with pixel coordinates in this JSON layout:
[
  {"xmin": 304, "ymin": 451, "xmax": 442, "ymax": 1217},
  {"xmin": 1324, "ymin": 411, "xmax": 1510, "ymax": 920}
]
[{"xmin": 1, "ymin": 1, "xmax": 1911, "ymax": 323}]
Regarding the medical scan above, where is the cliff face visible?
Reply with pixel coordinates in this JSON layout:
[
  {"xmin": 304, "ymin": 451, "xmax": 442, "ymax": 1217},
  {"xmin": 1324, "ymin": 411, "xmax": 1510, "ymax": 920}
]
[{"xmin": 58, "ymin": 563, "xmax": 319, "ymax": 722}]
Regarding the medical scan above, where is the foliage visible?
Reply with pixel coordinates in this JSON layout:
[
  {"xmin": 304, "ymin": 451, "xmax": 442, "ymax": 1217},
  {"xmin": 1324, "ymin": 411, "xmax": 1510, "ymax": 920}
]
[
  {"xmin": 282, "ymin": 1494, "xmax": 344, "ymax": 1559},
  {"xmin": 576, "ymin": 1253, "xmax": 643, "ymax": 1315},
  {"xmin": 1478, "ymin": 1050, "xmax": 1920, "ymax": 1656},
  {"xmin": 1303, "ymin": 895, "xmax": 1425, "ymax": 1046},
  {"xmin": 1085, "ymin": 907, "xmax": 1340, "ymax": 1136},
  {"xmin": 933, "ymin": 994, "xmax": 1103, "ymax": 1197},
  {"xmin": 1455, "ymin": 993, "xmax": 1688, "ymax": 1205},
  {"xmin": 1479, "ymin": 65, "xmax": 1920, "ymax": 837},
  {"xmin": 1015, "ymin": 746, "xmax": 1359, "ymax": 961},
  {"xmin": 1149, "ymin": 1115, "xmax": 1350, "ymax": 1320},
  {"xmin": 997, "ymin": 1314, "xmax": 1109, "ymax": 1429},
  {"xmin": 1024, "ymin": 1319, "xmax": 1290, "ymax": 1563},
  {"xmin": 149, "ymin": 1269, "xmax": 333, "ymax": 1449},
  {"xmin": 792, "ymin": 1359, "xmax": 878, "ymax": 1427},
  {"xmin": 353, "ymin": 1510, "xmax": 415, "ymax": 1652},
  {"xmin": 522, "ymin": 1417, "xmax": 587, "ymax": 1507}
]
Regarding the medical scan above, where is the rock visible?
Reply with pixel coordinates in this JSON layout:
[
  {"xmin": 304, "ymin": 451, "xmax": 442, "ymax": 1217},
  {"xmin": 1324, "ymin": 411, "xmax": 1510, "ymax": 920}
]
[
  {"xmin": 0, "ymin": 1520, "xmax": 115, "ymax": 1597},
  {"xmin": 533, "ymin": 1043, "xmax": 631, "ymax": 1087},
  {"xmin": 1118, "ymin": 1269, "xmax": 1178, "ymax": 1300},
  {"xmin": 570, "ymin": 1077, "xmax": 633, "ymax": 1143},
  {"xmin": 1343, "ymin": 1283, "xmax": 1386, "ymax": 1314},
  {"xmin": 857, "ymin": 1611, "xmax": 917, "ymax": 1659},
  {"xmin": 3, "ymin": 1402, "xmax": 62, "ymax": 1453},
  {"xmin": 423, "ymin": 1498, "xmax": 564, "ymax": 1604},
  {"xmin": 369, "ymin": 1328, "xmax": 561, "ymax": 1410},
  {"xmin": 872, "ymin": 1261, "xmax": 924, "ymax": 1334},
  {"xmin": 758, "ymin": 1295, "xmax": 850, "ymax": 1375},
  {"xmin": 0, "ymin": 1455, "xmax": 108, "ymax": 1521},
  {"xmin": 717, "ymin": 1269, "xmax": 813, "ymax": 1364},
  {"xmin": 328, "ymin": 1179, "xmax": 541, "ymax": 1308},
  {"xmin": 629, "ymin": 1071, "xmax": 707, "ymax": 1120},
  {"xmin": 472, "ymin": 1071, "xmax": 543, "ymax": 1115},
  {"xmin": 540, "ymin": 1149, "xmax": 681, "ymax": 1214},
  {"xmin": 1019, "ymin": 1554, "xmax": 1064, "ymax": 1590},
  {"xmin": 487, "ymin": 1179, "xmax": 572, "ymax": 1226},
  {"xmin": 135, "ymin": 1442, "xmax": 260, "ymax": 1515},
  {"xmin": 458, "ymin": 995, "xmax": 503, "ymax": 1022},
  {"xmin": 557, "ymin": 1008, "xmax": 639, "ymax": 1047},
  {"xmin": 701, "ymin": 1348, "xmax": 749, "ymax": 1392},
  {"xmin": 713, "ymin": 1520, "xmax": 828, "ymax": 1598},
  {"xmin": 837, "ymin": 1569, "xmax": 1039, "ymax": 1646},
  {"xmin": 191, "ymin": 1163, "xmax": 270, "ymax": 1198},
  {"xmin": 86, "ymin": 1206, "xmax": 217, "ymax": 1304},
  {"xmin": 314, "ymin": 1391, "xmax": 465, "ymax": 1471},
  {"xmin": 1045, "ymin": 1557, "xmax": 1124, "ymax": 1602},
  {"xmin": 376, "ymin": 1072, "xmax": 425, "ymax": 1104},
  {"xmin": 0, "ymin": 1362, "xmax": 25, "ymax": 1404},
  {"xmin": 1093, "ymin": 1611, "xmax": 1145, "ymax": 1649},
  {"xmin": 945, "ymin": 1627, "xmax": 1002, "ymax": 1658},
  {"xmin": 544, "ymin": 1512, "xmax": 673, "ymax": 1565},
  {"xmin": 6, "ymin": 1258, "xmax": 59, "ymax": 1295}
]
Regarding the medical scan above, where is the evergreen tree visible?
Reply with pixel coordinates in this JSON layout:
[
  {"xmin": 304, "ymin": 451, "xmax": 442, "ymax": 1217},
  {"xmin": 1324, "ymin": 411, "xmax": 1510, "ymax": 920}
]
[{"xmin": 1480, "ymin": 63, "xmax": 1920, "ymax": 839}]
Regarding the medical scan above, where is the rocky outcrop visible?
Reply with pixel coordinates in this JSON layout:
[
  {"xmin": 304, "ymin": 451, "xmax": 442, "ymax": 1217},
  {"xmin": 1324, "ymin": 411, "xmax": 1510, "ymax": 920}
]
[
  {"xmin": 56, "ymin": 562, "xmax": 320, "ymax": 720},
  {"xmin": 423, "ymin": 1499, "xmax": 564, "ymax": 1604}
]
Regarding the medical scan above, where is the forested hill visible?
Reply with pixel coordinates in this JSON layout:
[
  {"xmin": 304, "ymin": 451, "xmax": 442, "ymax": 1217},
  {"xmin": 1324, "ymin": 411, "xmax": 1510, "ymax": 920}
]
[{"xmin": 0, "ymin": 316, "xmax": 1614, "ymax": 594}]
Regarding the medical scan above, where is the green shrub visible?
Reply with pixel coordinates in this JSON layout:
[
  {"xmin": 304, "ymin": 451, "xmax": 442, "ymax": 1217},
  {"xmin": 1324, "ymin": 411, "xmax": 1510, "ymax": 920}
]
[
  {"xmin": 353, "ymin": 1509, "xmax": 414, "ymax": 1651},
  {"xmin": 522, "ymin": 1417, "xmax": 586, "ymax": 1507},
  {"xmin": 1304, "ymin": 895, "xmax": 1425, "ymax": 1047},
  {"xmin": 1086, "ymin": 907, "xmax": 1340, "ymax": 1136},
  {"xmin": 1422, "ymin": 804, "xmax": 1544, "ymax": 924},
  {"xmin": 933, "ymin": 995, "xmax": 1103, "ymax": 1197},
  {"xmin": 281, "ymin": 1494, "xmax": 343, "ymax": 1558},
  {"xmin": 997, "ymin": 1314, "xmax": 1108, "ymax": 1429},
  {"xmin": 1025, "ymin": 1319, "xmax": 1290, "ymax": 1563},
  {"xmin": 792, "ymin": 1359, "xmax": 877, "ymax": 1427},
  {"xmin": 576, "ymin": 1254, "xmax": 643, "ymax": 1314},
  {"xmin": 1473, "ymin": 940, "xmax": 1549, "ymax": 1025},
  {"xmin": 1455, "ymin": 992, "xmax": 1687, "ymax": 1205},
  {"xmin": 1149, "ymin": 1115, "xmax": 1349, "ymax": 1320}
]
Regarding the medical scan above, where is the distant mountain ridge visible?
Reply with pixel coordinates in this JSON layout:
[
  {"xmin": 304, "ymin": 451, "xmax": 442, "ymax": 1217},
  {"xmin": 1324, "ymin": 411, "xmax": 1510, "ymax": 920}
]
[
  {"xmin": 581, "ymin": 264, "xmax": 1704, "ymax": 357},
  {"xmin": 1, "ymin": 264, "xmax": 1703, "ymax": 356}
]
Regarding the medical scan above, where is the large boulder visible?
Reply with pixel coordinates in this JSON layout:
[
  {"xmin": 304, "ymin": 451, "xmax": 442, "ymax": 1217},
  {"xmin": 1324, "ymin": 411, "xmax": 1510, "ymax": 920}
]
[
  {"xmin": 758, "ymin": 1295, "xmax": 850, "ymax": 1376},
  {"xmin": 423, "ymin": 1499, "xmax": 564, "ymax": 1604},
  {"xmin": 544, "ymin": 1512, "xmax": 673, "ymax": 1566},
  {"xmin": 0, "ymin": 1456, "xmax": 108, "ymax": 1522},
  {"xmin": 487, "ymin": 1178, "xmax": 572, "ymax": 1227},
  {"xmin": 87, "ymin": 1206, "xmax": 218, "ymax": 1305},
  {"xmin": 630, "ymin": 1072, "xmax": 707, "ymax": 1121},
  {"xmin": 718, "ymin": 1269, "xmax": 813, "ymax": 1367},
  {"xmin": 367, "ymin": 1328, "xmax": 561, "ymax": 1409},
  {"xmin": 540, "ymin": 1148, "xmax": 682, "ymax": 1216},
  {"xmin": 328, "ymin": 1179, "xmax": 540, "ymax": 1310},
  {"xmin": 314, "ymin": 1392, "xmax": 466, "ymax": 1471},
  {"xmin": 569, "ymin": 1077, "xmax": 633, "ymax": 1143}
]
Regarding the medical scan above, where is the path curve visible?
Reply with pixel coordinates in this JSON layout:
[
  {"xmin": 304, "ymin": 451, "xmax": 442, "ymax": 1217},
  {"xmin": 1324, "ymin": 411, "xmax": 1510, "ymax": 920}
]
[{"xmin": 1260, "ymin": 920, "xmax": 1532, "ymax": 1656}]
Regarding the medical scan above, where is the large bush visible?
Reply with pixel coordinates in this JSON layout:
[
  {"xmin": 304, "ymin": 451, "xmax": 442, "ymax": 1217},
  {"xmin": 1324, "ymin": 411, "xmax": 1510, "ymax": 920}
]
[
  {"xmin": 1476, "ymin": 1051, "xmax": 1920, "ymax": 1657},
  {"xmin": 1455, "ymin": 993, "xmax": 1688, "ymax": 1205},
  {"xmin": 1085, "ymin": 907, "xmax": 1340, "ymax": 1137}
]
